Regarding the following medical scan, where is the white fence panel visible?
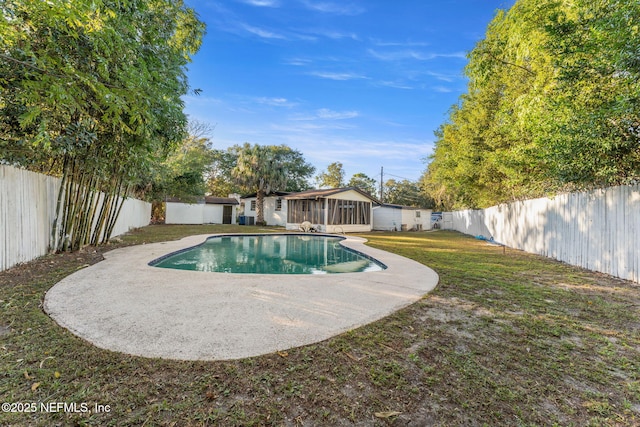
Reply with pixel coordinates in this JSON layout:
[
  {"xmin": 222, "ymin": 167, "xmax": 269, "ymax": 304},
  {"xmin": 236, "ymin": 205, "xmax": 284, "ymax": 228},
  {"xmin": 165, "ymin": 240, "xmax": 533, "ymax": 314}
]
[
  {"xmin": 1, "ymin": 166, "xmax": 60, "ymax": 271},
  {"xmin": 1, "ymin": 165, "xmax": 151, "ymax": 271},
  {"xmin": 109, "ymin": 196, "xmax": 152, "ymax": 238},
  {"xmin": 445, "ymin": 184, "xmax": 640, "ymax": 283}
]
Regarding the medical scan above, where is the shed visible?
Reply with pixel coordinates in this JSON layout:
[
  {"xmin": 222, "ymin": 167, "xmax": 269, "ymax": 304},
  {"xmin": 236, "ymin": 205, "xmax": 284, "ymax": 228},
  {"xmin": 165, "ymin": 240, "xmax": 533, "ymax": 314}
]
[
  {"xmin": 373, "ymin": 204, "xmax": 432, "ymax": 231},
  {"xmin": 285, "ymin": 187, "xmax": 379, "ymax": 233},
  {"xmin": 165, "ymin": 196, "xmax": 239, "ymax": 225}
]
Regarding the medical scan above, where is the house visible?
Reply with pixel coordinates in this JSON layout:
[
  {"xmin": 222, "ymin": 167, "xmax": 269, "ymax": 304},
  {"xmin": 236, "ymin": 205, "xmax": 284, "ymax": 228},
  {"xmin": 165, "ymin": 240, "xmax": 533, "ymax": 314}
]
[
  {"xmin": 240, "ymin": 191, "xmax": 290, "ymax": 226},
  {"xmin": 165, "ymin": 196, "xmax": 239, "ymax": 225},
  {"xmin": 285, "ymin": 187, "xmax": 379, "ymax": 233},
  {"xmin": 373, "ymin": 204, "xmax": 432, "ymax": 231}
]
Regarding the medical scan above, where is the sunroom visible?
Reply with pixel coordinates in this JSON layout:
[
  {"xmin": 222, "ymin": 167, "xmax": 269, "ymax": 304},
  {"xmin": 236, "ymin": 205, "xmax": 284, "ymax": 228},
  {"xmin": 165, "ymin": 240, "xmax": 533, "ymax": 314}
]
[{"xmin": 285, "ymin": 187, "xmax": 378, "ymax": 233}]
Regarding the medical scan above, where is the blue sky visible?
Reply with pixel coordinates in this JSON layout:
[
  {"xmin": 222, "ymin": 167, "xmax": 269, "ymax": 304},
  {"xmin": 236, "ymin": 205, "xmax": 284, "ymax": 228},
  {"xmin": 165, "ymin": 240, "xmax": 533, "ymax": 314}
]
[{"xmin": 183, "ymin": 0, "xmax": 515, "ymax": 184}]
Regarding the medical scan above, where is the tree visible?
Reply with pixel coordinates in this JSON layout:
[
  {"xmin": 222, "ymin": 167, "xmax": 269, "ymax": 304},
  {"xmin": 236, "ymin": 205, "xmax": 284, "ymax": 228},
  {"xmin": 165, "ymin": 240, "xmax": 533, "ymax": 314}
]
[
  {"xmin": 147, "ymin": 131, "xmax": 216, "ymax": 202},
  {"xmin": 316, "ymin": 162, "xmax": 345, "ymax": 188},
  {"xmin": 424, "ymin": 0, "xmax": 640, "ymax": 209},
  {"xmin": 270, "ymin": 145, "xmax": 315, "ymax": 192},
  {"xmin": 207, "ymin": 144, "xmax": 315, "ymax": 196},
  {"xmin": 542, "ymin": 0, "xmax": 640, "ymax": 186},
  {"xmin": 208, "ymin": 148, "xmax": 243, "ymax": 197},
  {"xmin": 384, "ymin": 179, "xmax": 432, "ymax": 208},
  {"xmin": 0, "ymin": 0, "xmax": 205, "ymax": 250},
  {"xmin": 232, "ymin": 143, "xmax": 288, "ymax": 225},
  {"xmin": 348, "ymin": 173, "xmax": 377, "ymax": 196}
]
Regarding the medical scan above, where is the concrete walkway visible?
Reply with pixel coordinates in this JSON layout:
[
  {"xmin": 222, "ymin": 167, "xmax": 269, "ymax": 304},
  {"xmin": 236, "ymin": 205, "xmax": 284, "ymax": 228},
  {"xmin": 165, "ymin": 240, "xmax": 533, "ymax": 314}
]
[{"xmin": 44, "ymin": 234, "xmax": 439, "ymax": 361}]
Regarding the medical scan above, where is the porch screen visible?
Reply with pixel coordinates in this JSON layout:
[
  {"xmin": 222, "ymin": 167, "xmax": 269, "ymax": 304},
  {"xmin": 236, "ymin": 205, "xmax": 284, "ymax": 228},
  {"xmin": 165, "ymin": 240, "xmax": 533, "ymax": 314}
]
[
  {"xmin": 328, "ymin": 199, "xmax": 370, "ymax": 225},
  {"xmin": 287, "ymin": 199, "xmax": 325, "ymax": 224}
]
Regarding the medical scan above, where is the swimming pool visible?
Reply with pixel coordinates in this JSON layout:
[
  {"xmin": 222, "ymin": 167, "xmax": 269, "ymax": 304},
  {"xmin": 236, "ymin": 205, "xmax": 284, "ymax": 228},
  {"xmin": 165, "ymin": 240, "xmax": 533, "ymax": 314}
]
[{"xmin": 149, "ymin": 234, "xmax": 387, "ymax": 274}]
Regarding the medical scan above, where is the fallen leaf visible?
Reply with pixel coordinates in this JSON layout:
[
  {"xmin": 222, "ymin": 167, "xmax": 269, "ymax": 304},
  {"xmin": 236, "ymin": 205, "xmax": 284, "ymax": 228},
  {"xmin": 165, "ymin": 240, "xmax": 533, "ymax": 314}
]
[
  {"xmin": 277, "ymin": 351, "xmax": 288, "ymax": 358},
  {"xmin": 31, "ymin": 382, "xmax": 40, "ymax": 391},
  {"xmin": 24, "ymin": 370, "xmax": 31, "ymax": 380},
  {"xmin": 374, "ymin": 411, "xmax": 402, "ymax": 418},
  {"xmin": 40, "ymin": 356, "xmax": 55, "ymax": 368},
  {"xmin": 54, "ymin": 371, "xmax": 61, "ymax": 379}
]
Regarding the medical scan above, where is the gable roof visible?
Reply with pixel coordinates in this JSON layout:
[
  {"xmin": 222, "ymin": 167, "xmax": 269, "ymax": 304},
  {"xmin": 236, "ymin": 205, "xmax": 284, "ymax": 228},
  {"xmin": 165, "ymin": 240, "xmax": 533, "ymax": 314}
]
[
  {"xmin": 165, "ymin": 196, "xmax": 238, "ymax": 205},
  {"xmin": 285, "ymin": 187, "xmax": 381, "ymax": 203},
  {"xmin": 377, "ymin": 203, "xmax": 429, "ymax": 210},
  {"xmin": 204, "ymin": 196, "xmax": 239, "ymax": 205},
  {"xmin": 240, "ymin": 191, "xmax": 290, "ymax": 199}
]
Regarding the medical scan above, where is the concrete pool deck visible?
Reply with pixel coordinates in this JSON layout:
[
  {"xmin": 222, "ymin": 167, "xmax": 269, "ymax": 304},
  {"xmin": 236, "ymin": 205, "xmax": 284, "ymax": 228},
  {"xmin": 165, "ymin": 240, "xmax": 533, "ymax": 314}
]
[{"xmin": 44, "ymin": 234, "xmax": 439, "ymax": 361}]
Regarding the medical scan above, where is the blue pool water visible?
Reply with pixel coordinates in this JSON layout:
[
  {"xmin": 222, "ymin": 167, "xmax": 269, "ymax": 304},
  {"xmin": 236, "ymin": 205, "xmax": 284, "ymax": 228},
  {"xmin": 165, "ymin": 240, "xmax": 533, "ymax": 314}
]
[{"xmin": 149, "ymin": 234, "xmax": 386, "ymax": 274}]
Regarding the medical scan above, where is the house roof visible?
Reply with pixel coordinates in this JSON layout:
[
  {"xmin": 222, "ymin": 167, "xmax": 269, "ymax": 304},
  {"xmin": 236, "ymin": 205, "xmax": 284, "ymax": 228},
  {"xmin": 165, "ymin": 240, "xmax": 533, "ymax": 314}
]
[
  {"xmin": 204, "ymin": 196, "xmax": 239, "ymax": 205},
  {"xmin": 240, "ymin": 191, "xmax": 290, "ymax": 199},
  {"xmin": 377, "ymin": 203, "xmax": 429, "ymax": 210},
  {"xmin": 285, "ymin": 187, "xmax": 381, "ymax": 203},
  {"xmin": 165, "ymin": 196, "xmax": 238, "ymax": 205}
]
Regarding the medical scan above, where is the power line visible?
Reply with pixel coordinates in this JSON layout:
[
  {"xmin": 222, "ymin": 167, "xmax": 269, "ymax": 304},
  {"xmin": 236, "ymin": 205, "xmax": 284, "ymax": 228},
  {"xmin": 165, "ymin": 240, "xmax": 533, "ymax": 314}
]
[{"xmin": 384, "ymin": 172, "xmax": 420, "ymax": 182}]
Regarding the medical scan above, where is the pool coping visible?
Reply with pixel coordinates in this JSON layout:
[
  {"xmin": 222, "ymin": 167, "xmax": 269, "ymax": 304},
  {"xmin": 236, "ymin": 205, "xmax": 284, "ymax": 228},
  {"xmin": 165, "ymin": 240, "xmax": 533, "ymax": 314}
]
[{"xmin": 44, "ymin": 233, "xmax": 439, "ymax": 361}]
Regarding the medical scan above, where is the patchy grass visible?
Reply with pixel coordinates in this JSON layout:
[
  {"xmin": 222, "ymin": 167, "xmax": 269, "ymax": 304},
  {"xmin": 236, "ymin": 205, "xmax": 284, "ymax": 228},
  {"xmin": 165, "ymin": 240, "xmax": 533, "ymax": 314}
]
[{"xmin": 1, "ymin": 226, "xmax": 639, "ymax": 426}]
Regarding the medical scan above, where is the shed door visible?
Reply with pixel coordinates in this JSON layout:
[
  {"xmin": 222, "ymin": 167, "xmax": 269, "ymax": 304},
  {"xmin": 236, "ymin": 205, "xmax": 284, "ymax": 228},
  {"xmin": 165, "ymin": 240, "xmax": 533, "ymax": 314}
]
[{"xmin": 223, "ymin": 206, "xmax": 233, "ymax": 224}]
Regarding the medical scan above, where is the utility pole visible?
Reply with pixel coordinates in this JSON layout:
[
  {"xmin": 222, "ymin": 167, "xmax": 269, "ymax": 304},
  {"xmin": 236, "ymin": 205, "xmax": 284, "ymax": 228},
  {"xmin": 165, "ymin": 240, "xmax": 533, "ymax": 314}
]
[{"xmin": 380, "ymin": 166, "xmax": 384, "ymax": 203}]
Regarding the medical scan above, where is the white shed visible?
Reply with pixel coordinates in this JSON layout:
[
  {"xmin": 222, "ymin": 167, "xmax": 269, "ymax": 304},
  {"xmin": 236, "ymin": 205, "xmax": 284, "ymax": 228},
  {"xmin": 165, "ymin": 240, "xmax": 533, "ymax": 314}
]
[
  {"xmin": 373, "ymin": 204, "xmax": 432, "ymax": 231},
  {"xmin": 165, "ymin": 196, "xmax": 238, "ymax": 225}
]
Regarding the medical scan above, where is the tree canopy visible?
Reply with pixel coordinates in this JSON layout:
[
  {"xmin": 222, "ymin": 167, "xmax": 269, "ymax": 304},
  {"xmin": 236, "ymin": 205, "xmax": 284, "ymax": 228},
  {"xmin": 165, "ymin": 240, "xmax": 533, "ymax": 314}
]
[
  {"xmin": 347, "ymin": 173, "xmax": 377, "ymax": 196},
  {"xmin": 316, "ymin": 162, "xmax": 345, "ymax": 188},
  {"xmin": 208, "ymin": 144, "xmax": 315, "ymax": 196},
  {"xmin": 0, "ymin": 0, "xmax": 205, "ymax": 249},
  {"xmin": 423, "ymin": 0, "xmax": 640, "ymax": 209},
  {"xmin": 384, "ymin": 179, "xmax": 433, "ymax": 208}
]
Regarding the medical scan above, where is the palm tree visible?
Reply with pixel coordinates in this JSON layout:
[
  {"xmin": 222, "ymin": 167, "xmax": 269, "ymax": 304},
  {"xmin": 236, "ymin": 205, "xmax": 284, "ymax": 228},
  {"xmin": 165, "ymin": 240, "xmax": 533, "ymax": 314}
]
[{"xmin": 232, "ymin": 143, "xmax": 287, "ymax": 225}]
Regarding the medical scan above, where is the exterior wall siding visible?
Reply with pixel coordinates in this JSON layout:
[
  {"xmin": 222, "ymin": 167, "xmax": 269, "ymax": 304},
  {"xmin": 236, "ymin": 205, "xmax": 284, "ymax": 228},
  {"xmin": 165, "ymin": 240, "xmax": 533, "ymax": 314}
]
[
  {"xmin": 444, "ymin": 184, "xmax": 640, "ymax": 283},
  {"xmin": 0, "ymin": 165, "xmax": 151, "ymax": 271},
  {"xmin": 243, "ymin": 196, "xmax": 287, "ymax": 226},
  {"xmin": 373, "ymin": 207, "xmax": 402, "ymax": 231},
  {"xmin": 165, "ymin": 202, "xmax": 236, "ymax": 225}
]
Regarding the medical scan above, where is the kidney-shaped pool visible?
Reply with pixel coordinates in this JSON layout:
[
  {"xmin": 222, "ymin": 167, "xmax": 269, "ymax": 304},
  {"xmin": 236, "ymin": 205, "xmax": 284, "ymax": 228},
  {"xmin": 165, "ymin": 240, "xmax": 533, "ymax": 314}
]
[{"xmin": 149, "ymin": 234, "xmax": 386, "ymax": 274}]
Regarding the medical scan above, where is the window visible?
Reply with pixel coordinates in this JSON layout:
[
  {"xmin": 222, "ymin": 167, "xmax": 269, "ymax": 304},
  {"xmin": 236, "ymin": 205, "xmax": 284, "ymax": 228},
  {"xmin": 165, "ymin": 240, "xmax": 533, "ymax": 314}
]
[
  {"xmin": 415, "ymin": 210, "xmax": 421, "ymax": 218},
  {"xmin": 275, "ymin": 198, "xmax": 282, "ymax": 211},
  {"xmin": 250, "ymin": 200, "xmax": 256, "ymax": 211}
]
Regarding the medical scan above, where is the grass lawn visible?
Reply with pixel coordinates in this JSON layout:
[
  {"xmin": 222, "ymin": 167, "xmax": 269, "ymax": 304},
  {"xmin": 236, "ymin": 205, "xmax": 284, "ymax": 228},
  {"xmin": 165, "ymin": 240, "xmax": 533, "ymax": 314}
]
[{"xmin": 1, "ymin": 225, "xmax": 639, "ymax": 426}]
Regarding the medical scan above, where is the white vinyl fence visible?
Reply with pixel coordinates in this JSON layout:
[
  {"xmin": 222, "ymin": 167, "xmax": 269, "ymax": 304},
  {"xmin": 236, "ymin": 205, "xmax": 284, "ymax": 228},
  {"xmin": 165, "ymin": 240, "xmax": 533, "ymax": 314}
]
[
  {"xmin": 444, "ymin": 184, "xmax": 640, "ymax": 283},
  {"xmin": 0, "ymin": 165, "xmax": 151, "ymax": 271}
]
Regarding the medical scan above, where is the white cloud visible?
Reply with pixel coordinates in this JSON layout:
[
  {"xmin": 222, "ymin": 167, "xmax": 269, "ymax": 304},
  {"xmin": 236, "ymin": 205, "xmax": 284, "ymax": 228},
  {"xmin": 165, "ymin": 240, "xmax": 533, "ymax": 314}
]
[
  {"xmin": 308, "ymin": 71, "xmax": 368, "ymax": 81},
  {"xmin": 424, "ymin": 71, "xmax": 460, "ymax": 83},
  {"xmin": 368, "ymin": 49, "xmax": 466, "ymax": 62},
  {"xmin": 370, "ymin": 39, "xmax": 430, "ymax": 48},
  {"xmin": 237, "ymin": 0, "xmax": 280, "ymax": 6},
  {"xmin": 300, "ymin": 0, "xmax": 365, "ymax": 15},
  {"xmin": 377, "ymin": 80, "xmax": 414, "ymax": 90},
  {"xmin": 285, "ymin": 57, "xmax": 313, "ymax": 66},
  {"xmin": 241, "ymin": 23, "xmax": 287, "ymax": 39},
  {"xmin": 316, "ymin": 108, "xmax": 359, "ymax": 120},
  {"xmin": 431, "ymin": 85, "xmax": 454, "ymax": 93},
  {"xmin": 254, "ymin": 97, "xmax": 298, "ymax": 107},
  {"xmin": 290, "ymin": 108, "xmax": 360, "ymax": 121},
  {"xmin": 303, "ymin": 28, "xmax": 360, "ymax": 41}
]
